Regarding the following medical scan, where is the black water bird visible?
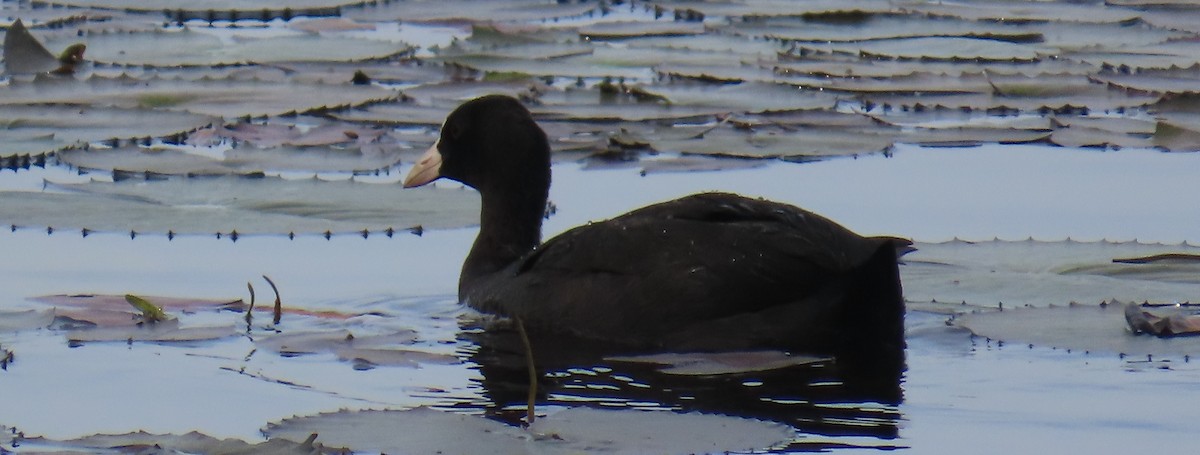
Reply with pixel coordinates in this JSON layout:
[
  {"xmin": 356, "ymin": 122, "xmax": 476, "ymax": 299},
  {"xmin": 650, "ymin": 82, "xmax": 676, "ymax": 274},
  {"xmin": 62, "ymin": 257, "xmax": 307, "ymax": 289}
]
[{"xmin": 404, "ymin": 95, "xmax": 908, "ymax": 367}]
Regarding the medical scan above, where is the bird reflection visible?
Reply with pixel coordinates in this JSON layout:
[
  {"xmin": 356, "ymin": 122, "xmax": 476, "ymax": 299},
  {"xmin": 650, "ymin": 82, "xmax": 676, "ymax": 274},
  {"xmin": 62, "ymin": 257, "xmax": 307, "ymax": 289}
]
[{"xmin": 454, "ymin": 319, "xmax": 905, "ymax": 451}]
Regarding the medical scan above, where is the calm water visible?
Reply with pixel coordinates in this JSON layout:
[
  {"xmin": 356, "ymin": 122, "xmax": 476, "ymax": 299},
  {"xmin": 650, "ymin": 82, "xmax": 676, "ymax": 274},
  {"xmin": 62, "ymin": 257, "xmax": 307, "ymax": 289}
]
[{"xmin": 2, "ymin": 145, "xmax": 1199, "ymax": 453}]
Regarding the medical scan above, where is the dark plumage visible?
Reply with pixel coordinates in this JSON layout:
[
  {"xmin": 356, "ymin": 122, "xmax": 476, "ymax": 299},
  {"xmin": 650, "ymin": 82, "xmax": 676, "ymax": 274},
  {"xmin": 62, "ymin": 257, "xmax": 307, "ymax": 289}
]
[{"xmin": 404, "ymin": 95, "xmax": 907, "ymax": 364}]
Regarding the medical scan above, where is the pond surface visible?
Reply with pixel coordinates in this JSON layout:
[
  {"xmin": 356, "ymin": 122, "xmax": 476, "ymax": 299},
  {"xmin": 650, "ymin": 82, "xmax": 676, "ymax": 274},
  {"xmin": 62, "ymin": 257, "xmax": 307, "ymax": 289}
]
[
  {"xmin": 4, "ymin": 0, "xmax": 1200, "ymax": 451},
  {"xmin": 2, "ymin": 146, "xmax": 1198, "ymax": 453}
]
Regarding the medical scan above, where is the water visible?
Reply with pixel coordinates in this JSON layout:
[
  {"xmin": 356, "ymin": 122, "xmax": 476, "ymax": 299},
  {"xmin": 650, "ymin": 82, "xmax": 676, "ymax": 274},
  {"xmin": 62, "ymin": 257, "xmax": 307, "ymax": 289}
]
[{"xmin": 2, "ymin": 146, "xmax": 1199, "ymax": 453}]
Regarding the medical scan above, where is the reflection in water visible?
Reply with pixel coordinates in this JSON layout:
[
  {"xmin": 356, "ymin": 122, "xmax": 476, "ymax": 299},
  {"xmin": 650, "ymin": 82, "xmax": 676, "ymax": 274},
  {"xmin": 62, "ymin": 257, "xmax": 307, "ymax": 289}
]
[{"xmin": 453, "ymin": 321, "xmax": 906, "ymax": 452}]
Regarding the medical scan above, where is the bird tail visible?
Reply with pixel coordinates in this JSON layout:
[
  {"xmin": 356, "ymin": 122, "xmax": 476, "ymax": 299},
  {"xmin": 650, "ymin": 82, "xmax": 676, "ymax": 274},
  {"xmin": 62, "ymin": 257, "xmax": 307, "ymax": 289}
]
[{"xmin": 835, "ymin": 240, "xmax": 907, "ymax": 390}]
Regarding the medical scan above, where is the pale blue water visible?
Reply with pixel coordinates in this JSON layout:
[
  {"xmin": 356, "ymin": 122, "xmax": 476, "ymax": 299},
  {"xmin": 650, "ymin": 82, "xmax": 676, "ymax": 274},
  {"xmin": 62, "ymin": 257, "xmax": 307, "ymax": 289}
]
[{"xmin": 2, "ymin": 146, "xmax": 1199, "ymax": 453}]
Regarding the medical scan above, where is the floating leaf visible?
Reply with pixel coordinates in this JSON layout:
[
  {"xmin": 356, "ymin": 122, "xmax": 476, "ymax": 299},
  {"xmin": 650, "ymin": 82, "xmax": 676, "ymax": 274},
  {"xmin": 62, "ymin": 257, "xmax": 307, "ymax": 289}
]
[
  {"xmin": 0, "ymin": 76, "xmax": 399, "ymax": 119},
  {"xmin": 342, "ymin": 0, "xmax": 600, "ymax": 23},
  {"xmin": 0, "ymin": 105, "xmax": 217, "ymax": 157},
  {"xmin": 955, "ymin": 304, "xmax": 1200, "ymax": 357},
  {"xmin": 29, "ymin": 294, "xmax": 242, "ymax": 328},
  {"xmin": 66, "ymin": 319, "xmax": 237, "ymax": 343},
  {"xmin": 647, "ymin": 0, "xmax": 898, "ymax": 18},
  {"xmin": 0, "ymin": 176, "xmax": 479, "ymax": 236},
  {"xmin": 15, "ymin": 429, "xmax": 322, "ymax": 454},
  {"xmin": 905, "ymin": 1, "xmax": 1142, "ymax": 24},
  {"xmin": 43, "ymin": 30, "xmax": 413, "ymax": 67},
  {"xmin": 2, "ymin": 19, "xmax": 61, "ymax": 75},
  {"xmin": 1049, "ymin": 125, "xmax": 1151, "ymax": 149},
  {"xmin": 1125, "ymin": 303, "xmax": 1200, "ymax": 337},
  {"xmin": 0, "ymin": 309, "xmax": 55, "ymax": 332},
  {"xmin": 795, "ymin": 37, "xmax": 1044, "ymax": 62},
  {"xmin": 607, "ymin": 350, "xmax": 830, "ymax": 375},
  {"xmin": 264, "ymin": 406, "xmax": 794, "ymax": 455},
  {"xmin": 1091, "ymin": 70, "xmax": 1200, "ymax": 96},
  {"xmin": 32, "ymin": 294, "xmax": 244, "ymax": 312},
  {"xmin": 578, "ymin": 21, "xmax": 705, "ymax": 40},
  {"xmin": 901, "ymin": 240, "xmax": 1200, "ymax": 309},
  {"xmin": 59, "ymin": 143, "xmax": 408, "ymax": 176},
  {"xmin": 265, "ymin": 407, "xmax": 529, "ymax": 454},
  {"xmin": 28, "ymin": 0, "xmax": 367, "ymax": 20},
  {"xmin": 527, "ymin": 407, "xmax": 794, "ymax": 455},
  {"xmin": 652, "ymin": 125, "xmax": 894, "ymax": 159}
]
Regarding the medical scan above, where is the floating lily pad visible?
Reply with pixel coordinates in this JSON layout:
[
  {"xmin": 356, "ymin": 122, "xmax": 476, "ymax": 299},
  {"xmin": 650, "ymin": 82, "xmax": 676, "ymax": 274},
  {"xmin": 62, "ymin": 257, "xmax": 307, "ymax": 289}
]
[
  {"xmin": 28, "ymin": 0, "xmax": 365, "ymax": 20},
  {"xmin": 0, "ymin": 309, "xmax": 55, "ymax": 332},
  {"xmin": 1126, "ymin": 303, "xmax": 1200, "ymax": 337},
  {"xmin": 527, "ymin": 407, "xmax": 795, "ymax": 455},
  {"xmin": 607, "ymin": 350, "xmax": 830, "ymax": 375},
  {"xmin": 264, "ymin": 406, "xmax": 794, "ymax": 454},
  {"xmin": 578, "ymin": 21, "xmax": 705, "ymax": 40},
  {"xmin": 1091, "ymin": 69, "xmax": 1200, "ymax": 96},
  {"xmin": 906, "ymin": 1, "xmax": 1142, "ymax": 24},
  {"xmin": 2, "ymin": 19, "xmax": 62, "ymax": 75},
  {"xmin": 43, "ymin": 30, "xmax": 414, "ymax": 67},
  {"xmin": 0, "ymin": 105, "xmax": 217, "ymax": 157},
  {"xmin": 647, "ymin": 0, "xmax": 898, "ymax": 18},
  {"xmin": 1049, "ymin": 125, "xmax": 1152, "ymax": 149},
  {"xmin": 954, "ymin": 304, "xmax": 1200, "ymax": 357},
  {"xmin": 66, "ymin": 320, "xmax": 238, "ymax": 343},
  {"xmin": 0, "ymin": 76, "xmax": 399, "ymax": 119},
  {"xmin": 653, "ymin": 125, "xmax": 895, "ymax": 159},
  {"xmin": 14, "ymin": 430, "xmax": 323, "ymax": 455},
  {"xmin": 0, "ymin": 175, "xmax": 479, "ymax": 236},
  {"xmin": 797, "ymin": 36, "xmax": 1045, "ymax": 62},
  {"xmin": 342, "ymin": 0, "xmax": 600, "ymax": 23},
  {"xmin": 265, "ymin": 407, "xmax": 529, "ymax": 453},
  {"xmin": 901, "ymin": 239, "xmax": 1200, "ymax": 310}
]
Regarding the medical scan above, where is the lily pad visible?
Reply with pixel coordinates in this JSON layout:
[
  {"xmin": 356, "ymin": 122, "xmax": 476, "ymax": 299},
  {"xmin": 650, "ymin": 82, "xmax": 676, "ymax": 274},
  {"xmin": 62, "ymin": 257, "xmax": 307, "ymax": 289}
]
[
  {"xmin": 901, "ymin": 239, "xmax": 1200, "ymax": 310},
  {"xmin": 606, "ymin": 351, "xmax": 830, "ymax": 375},
  {"xmin": 65, "ymin": 319, "xmax": 238, "ymax": 343},
  {"xmin": 1126, "ymin": 303, "xmax": 1200, "ymax": 337},
  {"xmin": 0, "ymin": 175, "xmax": 479, "ymax": 236},
  {"xmin": 342, "ymin": 0, "xmax": 601, "ymax": 23},
  {"xmin": 527, "ymin": 407, "xmax": 794, "ymax": 455},
  {"xmin": 28, "ymin": 0, "xmax": 365, "ymax": 20},
  {"xmin": 954, "ymin": 304, "xmax": 1200, "ymax": 357},
  {"xmin": 59, "ymin": 143, "xmax": 408, "ymax": 176},
  {"xmin": 0, "ymin": 309, "xmax": 55, "ymax": 332},
  {"xmin": 653, "ymin": 125, "xmax": 895, "ymax": 159},
  {"xmin": 2, "ymin": 19, "xmax": 62, "ymax": 75},
  {"xmin": 0, "ymin": 105, "xmax": 217, "ymax": 157},
  {"xmin": 0, "ymin": 76, "xmax": 399, "ymax": 119},
  {"xmin": 264, "ymin": 406, "xmax": 794, "ymax": 454},
  {"xmin": 905, "ymin": 1, "xmax": 1142, "ymax": 24},
  {"xmin": 578, "ymin": 21, "xmax": 705, "ymax": 40},
  {"xmin": 14, "ymin": 430, "xmax": 325, "ymax": 454},
  {"xmin": 265, "ymin": 407, "xmax": 529, "ymax": 454},
  {"xmin": 43, "ymin": 30, "xmax": 414, "ymax": 67},
  {"xmin": 796, "ymin": 36, "xmax": 1045, "ymax": 62}
]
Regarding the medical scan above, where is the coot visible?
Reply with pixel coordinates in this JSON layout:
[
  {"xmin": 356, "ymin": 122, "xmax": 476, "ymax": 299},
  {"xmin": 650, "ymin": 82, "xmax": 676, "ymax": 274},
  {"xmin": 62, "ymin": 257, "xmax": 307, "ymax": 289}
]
[{"xmin": 404, "ymin": 95, "xmax": 907, "ymax": 362}]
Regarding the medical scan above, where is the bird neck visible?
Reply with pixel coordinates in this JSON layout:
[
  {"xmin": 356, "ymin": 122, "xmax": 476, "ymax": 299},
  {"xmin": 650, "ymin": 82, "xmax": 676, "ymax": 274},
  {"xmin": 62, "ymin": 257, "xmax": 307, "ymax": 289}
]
[{"xmin": 459, "ymin": 181, "xmax": 548, "ymax": 299}]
